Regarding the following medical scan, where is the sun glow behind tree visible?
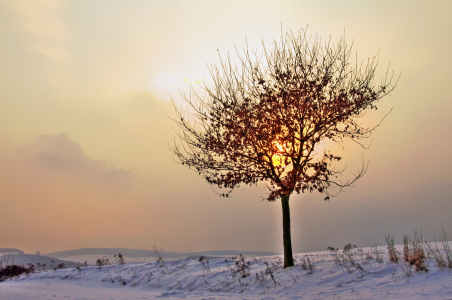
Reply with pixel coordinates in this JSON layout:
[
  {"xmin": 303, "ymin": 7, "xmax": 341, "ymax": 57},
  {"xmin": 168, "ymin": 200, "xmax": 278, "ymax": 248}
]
[{"xmin": 171, "ymin": 28, "xmax": 398, "ymax": 267}]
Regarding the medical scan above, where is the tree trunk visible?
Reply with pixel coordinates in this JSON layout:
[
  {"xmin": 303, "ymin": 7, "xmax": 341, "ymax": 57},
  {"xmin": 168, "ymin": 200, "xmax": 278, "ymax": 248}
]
[{"xmin": 281, "ymin": 194, "xmax": 294, "ymax": 268}]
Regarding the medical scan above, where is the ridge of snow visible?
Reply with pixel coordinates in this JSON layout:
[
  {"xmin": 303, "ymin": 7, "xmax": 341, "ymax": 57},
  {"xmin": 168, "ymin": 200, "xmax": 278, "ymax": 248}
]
[{"xmin": 3, "ymin": 245, "xmax": 452, "ymax": 299}]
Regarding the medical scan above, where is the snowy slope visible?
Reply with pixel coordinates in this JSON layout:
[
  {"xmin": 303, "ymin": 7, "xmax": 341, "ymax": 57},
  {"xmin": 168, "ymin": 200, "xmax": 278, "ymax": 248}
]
[{"xmin": 2, "ymin": 245, "xmax": 452, "ymax": 299}]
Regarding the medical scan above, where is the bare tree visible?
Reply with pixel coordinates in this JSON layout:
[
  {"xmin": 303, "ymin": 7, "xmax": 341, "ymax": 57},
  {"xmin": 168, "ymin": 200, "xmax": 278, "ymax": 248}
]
[{"xmin": 171, "ymin": 28, "xmax": 398, "ymax": 268}]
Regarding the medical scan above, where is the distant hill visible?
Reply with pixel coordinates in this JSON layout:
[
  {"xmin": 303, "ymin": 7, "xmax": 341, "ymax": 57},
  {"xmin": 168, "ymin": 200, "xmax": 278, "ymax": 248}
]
[
  {"xmin": 0, "ymin": 248, "xmax": 24, "ymax": 254},
  {"xmin": 0, "ymin": 253, "xmax": 84, "ymax": 269},
  {"xmin": 46, "ymin": 248, "xmax": 165, "ymax": 258},
  {"xmin": 191, "ymin": 250, "xmax": 280, "ymax": 257},
  {"xmin": 44, "ymin": 248, "xmax": 280, "ymax": 259}
]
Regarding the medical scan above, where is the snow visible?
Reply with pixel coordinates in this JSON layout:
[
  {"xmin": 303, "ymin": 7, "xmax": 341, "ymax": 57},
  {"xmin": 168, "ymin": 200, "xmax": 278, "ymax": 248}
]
[{"xmin": 2, "ymin": 246, "xmax": 452, "ymax": 299}]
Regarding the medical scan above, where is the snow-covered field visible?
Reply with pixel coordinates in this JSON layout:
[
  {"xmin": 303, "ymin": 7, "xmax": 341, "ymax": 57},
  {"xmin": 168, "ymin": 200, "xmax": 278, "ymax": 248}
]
[{"xmin": 2, "ymin": 245, "xmax": 452, "ymax": 300}]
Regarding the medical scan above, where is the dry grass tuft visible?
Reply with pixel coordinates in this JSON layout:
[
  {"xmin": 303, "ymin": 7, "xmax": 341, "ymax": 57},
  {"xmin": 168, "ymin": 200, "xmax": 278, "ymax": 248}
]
[
  {"xmin": 441, "ymin": 226, "xmax": 452, "ymax": 268},
  {"xmin": 403, "ymin": 230, "xmax": 427, "ymax": 272},
  {"xmin": 385, "ymin": 234, "xmax": 399, "ymax": 263}
]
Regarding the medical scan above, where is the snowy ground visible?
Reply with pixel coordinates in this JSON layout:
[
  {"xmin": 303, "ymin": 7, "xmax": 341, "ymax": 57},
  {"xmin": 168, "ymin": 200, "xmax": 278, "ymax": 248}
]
[{"xmin": 2, "ymin": 245, "xmax": 452, "ymax": 300}]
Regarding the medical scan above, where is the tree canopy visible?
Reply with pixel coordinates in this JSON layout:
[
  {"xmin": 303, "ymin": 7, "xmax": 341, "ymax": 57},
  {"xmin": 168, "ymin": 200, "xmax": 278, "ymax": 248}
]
[{"xmin": 171, "ymin": 28, "xmax": 398, "ymax": 202}]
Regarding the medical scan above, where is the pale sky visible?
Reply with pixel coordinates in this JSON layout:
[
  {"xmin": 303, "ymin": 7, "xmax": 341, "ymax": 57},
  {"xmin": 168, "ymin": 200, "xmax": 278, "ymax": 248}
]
[{"xmin": 1, "ymin": 0, "xmax": 451, "ymax": 254}]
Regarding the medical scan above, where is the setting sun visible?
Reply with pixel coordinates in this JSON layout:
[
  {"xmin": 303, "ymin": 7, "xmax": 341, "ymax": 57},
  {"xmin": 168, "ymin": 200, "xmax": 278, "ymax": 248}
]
[{"xmin": 272, "ymin": 141, "xmax": 286, "ymax": 167}]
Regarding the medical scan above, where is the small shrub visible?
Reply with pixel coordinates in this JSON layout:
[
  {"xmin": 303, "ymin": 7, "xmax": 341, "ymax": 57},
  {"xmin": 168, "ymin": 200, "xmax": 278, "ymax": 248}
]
[
  {"xmin": 300, "ymin": 256, "xmax": 314, "ymax": 275},
  {"xmin": 234, "ymin": 254, "xmax": 251, "ymax": 278},
  {"xmin": 343, "ymin": 243, "xmax": 357, "ymax": 252},
  {"xmin": 255, "ymin": 263, "xmax": 278, "ymax": 293},
  {"xmin": 0, "ymin": 264, "xmax": 35, "ymax": 282},
  {"xmin": 115, "ymin": 253, "xmax": 125, "ymax": 265},
  {"xmin": 369, "ymin": 244, "xmax": 384, "ymax": 263},
  {"xmin": 198, "ymin": 256, "xmax": 211, "ymax": 275},
  {"xmin": 425, "ymin": 228, "xmax": 452, "ymax": 269},
  {"xmin": 53, "ymin": 263, "xmax": 65, "ymax": 271},
  {"xmin": 225, "ymin": 254, "xmax": 251, "ymax": 279},
  {"xmin": 95, "ymin": 258, "xmax": 109, "ymax": 267},
  {"xmin": 153, "ymin": 246, "xmax": 165, "ymax": 266},
  {"xmin": 407, "ymin": 230, "xmax": 427, "ymax": 272},
  {"xmin": 95, "ymin": 259, "xmax": 102, "ymax": 267},
  {"xmin": 426, "ymin": 238, "xmax": 447, "ymax": 268},
  {"xmin": 327, "ymin": 247, "xmax": 341, "ymax": 266},
  {"xmin": 328, "ymin": 244, "xmax": 372, "ymax": 275}
]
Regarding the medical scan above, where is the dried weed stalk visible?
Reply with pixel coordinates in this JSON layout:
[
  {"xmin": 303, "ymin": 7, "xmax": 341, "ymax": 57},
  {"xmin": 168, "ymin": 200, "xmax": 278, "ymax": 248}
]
[
  {"xmin": 300, "ymin": 255, "xmax": 314, "ymax": 275},
  {"xmin": 425, "ymin": 238, "xmax": 447, "ymax": 268},
  {"xmin": 199, "ymin": 256, "xmax": 211, "ymax": 275},
  {"xmin": 385, "ymin": 234, "xmax": 399, "ymax": 263},
  {"xmin": 441, "ymin": 225, "xmax": 452, "ymax": 268}
]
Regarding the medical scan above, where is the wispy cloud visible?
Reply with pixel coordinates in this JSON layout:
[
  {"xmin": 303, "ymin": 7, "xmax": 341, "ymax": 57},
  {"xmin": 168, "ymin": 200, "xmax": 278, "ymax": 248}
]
[
  {"xmin": 12, "ymin": 0, "xmax": 67, "ymax": 60},
  {"xmin": 19, "ymin": 133, "xmax": 135, "ymax": 189}
]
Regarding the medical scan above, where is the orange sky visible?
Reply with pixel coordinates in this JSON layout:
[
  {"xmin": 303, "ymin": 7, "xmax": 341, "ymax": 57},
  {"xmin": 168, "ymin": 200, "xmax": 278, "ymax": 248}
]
[{"xmin": 1, "ymin": 0, "xmax": 451, "ymax": 254}]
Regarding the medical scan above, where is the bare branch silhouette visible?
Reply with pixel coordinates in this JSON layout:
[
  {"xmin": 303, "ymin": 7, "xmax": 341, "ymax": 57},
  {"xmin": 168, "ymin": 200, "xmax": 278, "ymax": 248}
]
[{"xmin": 170, "ymin": 28, "xmax": 399, "ymax": 267}]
